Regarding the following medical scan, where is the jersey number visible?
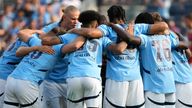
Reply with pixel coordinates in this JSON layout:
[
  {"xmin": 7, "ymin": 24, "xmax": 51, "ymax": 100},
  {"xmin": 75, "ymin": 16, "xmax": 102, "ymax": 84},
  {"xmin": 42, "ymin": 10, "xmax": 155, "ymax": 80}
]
[
  {"xmin": 30, "ymin": 51, "xmax": 42, "ymax": 59},
  {"xmin": 152, "ymin": 39, "xmax": 171, "ymax": 62}
]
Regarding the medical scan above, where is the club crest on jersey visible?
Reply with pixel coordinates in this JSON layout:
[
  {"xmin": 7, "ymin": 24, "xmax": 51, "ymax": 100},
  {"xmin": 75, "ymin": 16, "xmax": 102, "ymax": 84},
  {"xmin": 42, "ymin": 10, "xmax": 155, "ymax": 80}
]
[{"xmin": 87, "ymin": 40, "xmax": 99, "ymax": 52}]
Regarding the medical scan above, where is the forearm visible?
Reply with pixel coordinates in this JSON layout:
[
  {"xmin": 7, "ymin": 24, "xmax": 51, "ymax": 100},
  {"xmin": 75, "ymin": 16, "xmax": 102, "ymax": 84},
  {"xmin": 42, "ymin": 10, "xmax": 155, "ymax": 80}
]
[
  {"xmin": 149, "ymin": 22, "xmax": 169, "ymax": 34},
  {"xmin": 177, "ymin": 41, "xmax": 189, "ymax": 50},
  {"xmin": 110, "ymin": 24, "xmax": 141, "ymax": 45},
  {"xmin": 69, "ymin": 28, "xmax": 102, "ymax": 38},
  {"xmin": 62, "ymin": 36, "xmax": 85, "ymax": 54},
  {"xmin": 16, "ymin": 46, "xmax": 38, "ymax": 57},
  {"xmin": 108, "ymin": 41, "xmax": 127, "ymax": 54},
  {"xmin": 18, "ymin": 29, "xmax": 43, "ymax": 42},
  {"xmin": 41, "ymin": 36, "xmax": 61, "ymax": 45}
]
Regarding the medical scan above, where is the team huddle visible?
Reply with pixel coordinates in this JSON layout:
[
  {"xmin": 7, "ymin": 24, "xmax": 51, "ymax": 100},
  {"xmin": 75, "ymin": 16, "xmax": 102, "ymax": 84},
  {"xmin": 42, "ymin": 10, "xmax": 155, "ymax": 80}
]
[{"xmin": 0, "ymin": 5, "xmax": 192, "ymax": 108}]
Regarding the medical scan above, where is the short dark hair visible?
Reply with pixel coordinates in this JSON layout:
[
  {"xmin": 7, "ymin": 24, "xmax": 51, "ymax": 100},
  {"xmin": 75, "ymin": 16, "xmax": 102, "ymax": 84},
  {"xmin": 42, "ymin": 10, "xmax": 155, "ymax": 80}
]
[
  {"xmin": 151, "ymin": 12, "xmax": 163, "ymax": 22},
  {"xmin": 98, "ymin": 15, "xmax": 107, "ymax": 25},
  {"xmin": 107, "ymin": 5, "xmax": 126, "ymax": 22},
  {"xmin": 78, "ymin": 10, "xmax": 100, "ymax": 26},
  {"xmin": 135, "ymin": 12, "xmax": 154, "ymax": 24}
]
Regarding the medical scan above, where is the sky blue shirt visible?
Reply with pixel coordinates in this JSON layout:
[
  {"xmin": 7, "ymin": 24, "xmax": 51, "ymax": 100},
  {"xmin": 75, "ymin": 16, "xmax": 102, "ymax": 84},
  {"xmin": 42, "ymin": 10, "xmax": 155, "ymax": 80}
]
[
  {"xmin": 0, "ymin": 22, "xmax": 60, "ymax": 80},
  {"xmin": 97, "ymin": 24, "xmax": 149, "ymax": 81},
  {"xmin": 42, "ymin": 21, "xmax": 70, "ymax": 83},
  {"xmin": 139, "ymin": 33, "xmax": 179, "ymax": 93},
  {"xmin": 10, "ymin": 36, "xmax": 64, "ymax": 85},
  {"xmin": 59, "ymin": 33, "xmax": 112, "ymax": 80},
  {"xmin": 0, "ymin": 39, "xmax": 28, "ymax": 80},
  {"xmin": 171, "ymin": 32, "xmax": 192, "ymax": 83}
]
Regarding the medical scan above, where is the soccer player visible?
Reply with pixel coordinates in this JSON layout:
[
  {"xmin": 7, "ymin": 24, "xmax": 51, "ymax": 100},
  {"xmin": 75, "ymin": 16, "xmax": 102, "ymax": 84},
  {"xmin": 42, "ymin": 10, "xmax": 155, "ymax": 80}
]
[
  {"xmin": 151, "ymin": 12, "xmax": 192, "ymax": 108},
  {"xmin": 39, "ymin": 5, "xmax": 80, "ymax": 108},
  {"xmin": 0, "ymin": 29, "xmax": 53, "ymax": 108},
  {"xmin": 108, "ymin": 12, "xmax": 188, "ymax": 108},
  {"xmin": 172, "ymin": 33, "xmax": 192, "ymax": 108},
  {"xmin": 3, "ymin": 29, "xmax": 84, "ymax": 108}
]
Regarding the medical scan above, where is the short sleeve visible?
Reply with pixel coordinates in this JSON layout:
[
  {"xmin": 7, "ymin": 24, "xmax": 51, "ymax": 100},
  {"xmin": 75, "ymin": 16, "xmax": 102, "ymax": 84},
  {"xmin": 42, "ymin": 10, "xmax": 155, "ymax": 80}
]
[
  {"xmin": 138, "ymin": 34, "xmax": 149, "ymax": 49},
  {"xmin": 102, "ymin": 37, "xmax": 113, "ymax": 49},
  {"xmin": 42, "ymin": 22, "xmax": 59, "ymax": 33},
  {"xmin": 134, "ymin": 24, "xmax": 150, "ymax": 35},
  {"xmin": 169, "ymin": 31, "xmax": 179, "ymax": 48},
  {"xmin": 97, "ymin": 24, "xmax": 110, "ymax": 37},
  {"xmin": 27, "ymin": 36, "xmax": 42, "ymax": 47},
  {"xmin": 52, "ymin": 44, "xmax": 64, "ymax": 56},
  {"xmin": 59, "ymin": 33, "xmax": 78, "ymax": 45}
]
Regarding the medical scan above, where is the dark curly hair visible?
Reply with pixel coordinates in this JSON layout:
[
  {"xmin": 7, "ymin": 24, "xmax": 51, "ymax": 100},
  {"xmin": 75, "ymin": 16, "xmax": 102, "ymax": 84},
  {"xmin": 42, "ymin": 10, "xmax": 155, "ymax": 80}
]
[
  {"xmin": 78, "ymin": 10, "xmax": 100, "ymax": 26},
  {"xmin": 107, "ymin": 5, "xmax": 126, "ymax": 23},
  {"xmin": 135, "ymin": 12, "xmax": 154, "ymax": 24}
]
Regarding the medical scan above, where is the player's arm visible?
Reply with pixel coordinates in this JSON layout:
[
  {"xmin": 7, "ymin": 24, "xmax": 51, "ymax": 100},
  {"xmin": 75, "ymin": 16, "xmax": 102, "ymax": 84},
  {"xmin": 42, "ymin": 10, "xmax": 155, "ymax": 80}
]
[
  {"xmin": 185, "ymin": 48, "xmax": 192, "ymax": 61},
  {"xmin": 18, "ymin": 29, "xmax": 44, "ymax": 42},
  {"xmin": 61, "ymin": 36, "xmax": 85, "ymax": 54},
  {"xmin": 109, "ymin": 23, "xmax": 141, "ymax": 46},
  {"xmin": 41, "ymin": 36, "xmax": 61, "ymax": 45},
  {"xmin": 68, "ymin": 28, "xmax": 103, "ymax": 38},
  {"xmin": 107, "ymin": 41, "xmax": 127, "ymax": 54},
  {"xmin": 16, "ymin": 46, "xmax": 55, "ymax": 57},
  {"xmin": 173, "ymin": 32, "xmax": 189, "ymax": 50},
  {"xmin": 148, "ymin": 22, "xmax": 169, "ymax": 34}
]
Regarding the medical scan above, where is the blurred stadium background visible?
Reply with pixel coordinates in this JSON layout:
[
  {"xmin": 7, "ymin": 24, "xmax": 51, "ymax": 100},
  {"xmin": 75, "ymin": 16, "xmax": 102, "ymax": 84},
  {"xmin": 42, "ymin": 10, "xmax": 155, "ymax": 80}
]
[{"xmin": 0, "ymin": 0, "xmax": 192, "ymax": 57}]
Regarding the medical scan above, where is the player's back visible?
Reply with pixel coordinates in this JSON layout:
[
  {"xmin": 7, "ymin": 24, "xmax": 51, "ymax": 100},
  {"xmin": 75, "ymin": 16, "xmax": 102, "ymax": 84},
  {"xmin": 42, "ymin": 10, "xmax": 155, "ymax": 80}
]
[
  {"xmin": 10, "ymin": 42, "xmax": 63, "ymax": 85},
  {"xmin": 0, "ymin": 39, "xmax": 28, "ymax": 80},
  {"xmin": 139, "ymin": 34, "xmax": 176, "ymax": 93}
]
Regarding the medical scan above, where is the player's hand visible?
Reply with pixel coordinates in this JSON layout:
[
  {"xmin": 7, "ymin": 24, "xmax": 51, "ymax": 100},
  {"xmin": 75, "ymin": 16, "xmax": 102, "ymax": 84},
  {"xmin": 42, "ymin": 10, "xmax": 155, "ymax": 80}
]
[
  {"xmin": 37, "ymin": 46, "xmax": 55, "ymax": 55},
  {"xmin": 36, "ymin": 30, "xmax": 45, "ymax": 36},
  {"xmin": 126, "ymin": 23, "xmax": 134, "ymax": 36}
]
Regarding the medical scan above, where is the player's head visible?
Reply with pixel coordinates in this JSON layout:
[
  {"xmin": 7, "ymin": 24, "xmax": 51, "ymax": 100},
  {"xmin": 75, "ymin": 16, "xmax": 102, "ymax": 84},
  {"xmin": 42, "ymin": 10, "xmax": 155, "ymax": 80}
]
[
  {"xmin": 135, "ymin": 12, "xmax": 154, "ymax": 24},
  {"xmin": 98, "ymin": 14, "xmax": 107, "ymax": 25},
  {"xmin": 60, "ymin": 5, "xmax": 80, "ymax": 30},
  {"xmin": 151, "ymin": 12, "xmax": 163, "ymax": 23},
  {"xmin": 78, "ymin": 10, "xmax": 100, "ymax": 28},
  {"xmin": 107, "ymin": 5, "xmax": 126, "ymax": 24}
]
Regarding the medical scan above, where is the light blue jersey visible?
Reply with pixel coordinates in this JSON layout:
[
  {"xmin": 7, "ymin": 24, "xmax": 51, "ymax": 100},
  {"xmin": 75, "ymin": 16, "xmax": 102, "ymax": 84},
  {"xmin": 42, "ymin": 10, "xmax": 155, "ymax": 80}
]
[
  {"xmin": 43, "ymin": 21, "xmax": 70, "ymax": 83},
  {"xmin": 171, "ymin": 32, "xmax": 192, "ymax": 83},
  {"xmin": 139, "ymin": 33, "xmax": 179, "ymax": 93},
  {"xmin": 10, "ymin": 36, "xmax": 64, "ymax": 85},
  {"xmin": 0, "ymin": 39, "xmax": 28, "ymax": 80},
  {"xmin": 42, "ymin": 21, "xmax": 60, "ymax": 33},
  {"xmin": 0, "ymin": 22, "xmax": 60, "ymax": 80},
  {"xmin": 97, "ymin": 24, "xmax": 149, "ymax": 81},
  {"xmin": 59, "ymin": 33, "xmax": 112, "ymax": 80}
]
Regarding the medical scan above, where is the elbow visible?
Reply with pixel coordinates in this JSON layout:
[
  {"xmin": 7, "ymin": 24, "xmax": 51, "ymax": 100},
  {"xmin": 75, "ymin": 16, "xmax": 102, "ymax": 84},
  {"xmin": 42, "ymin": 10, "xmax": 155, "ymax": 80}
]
[
  {"xmin": 73, "ymin": 43, "xmax": 82, "ymax": 50},
  {"xmin": 161, "ymin": 22, "xmax": 169, "ymax": 31},
  {"xmin": 15, "ymin": 51, "xmax": 22, "ymax": 57}
]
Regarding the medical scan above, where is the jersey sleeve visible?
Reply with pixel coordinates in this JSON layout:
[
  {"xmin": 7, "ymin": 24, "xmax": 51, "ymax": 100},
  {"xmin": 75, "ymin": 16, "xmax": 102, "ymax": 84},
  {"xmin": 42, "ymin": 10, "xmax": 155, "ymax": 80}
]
[
  {"xmin": 97, "ymin": 24, "xmax": 110, "ymax": 37},
  {"xmin": 169, "ymin": 31, "xmax": 179, "ymax": 49},
  {"xmin": 59, "ymin": 33, "xmax": 77, "ymax": 45},
  {"xmin": 134, "ymin": 24, "xmax": 150, "ymax": 35},
  {"xmin": 102, "ymin": 37, "xmax": 113, "ymax": 50},
  {"xmin": 20, "ymin": 41, "xmax": 29, "ymax": 47},
  {"xmin": 27, "ymin": 36, "xmax": 42, "ymax": 47},
  {"xmin": 138, "ymin": 34, "xmax": 149, "ymax": 49},
  {"xmin": 42, "ymin": 21, "xmax": 59, "ymax": 33},
  {"xmin": 52, "ymin": 44, "xmax": 65, "ymax": 56}
]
